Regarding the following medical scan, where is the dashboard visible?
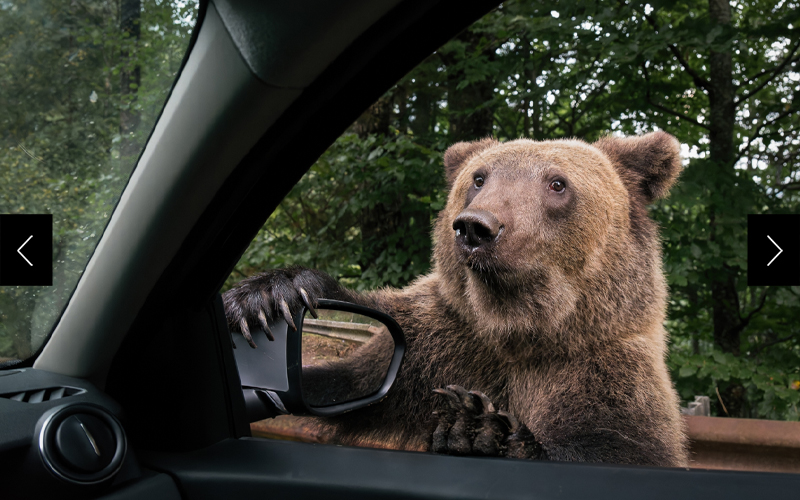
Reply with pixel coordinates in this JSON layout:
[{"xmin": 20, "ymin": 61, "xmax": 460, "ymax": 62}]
[{"xmin": 0, "ymin": 368, "xmax": 180, "ymax": 499}]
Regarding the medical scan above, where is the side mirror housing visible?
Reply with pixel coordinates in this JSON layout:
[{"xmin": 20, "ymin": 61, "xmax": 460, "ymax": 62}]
[{"xmin": 232, "ymin": 299, "xmax": 405, "ymax": 420}]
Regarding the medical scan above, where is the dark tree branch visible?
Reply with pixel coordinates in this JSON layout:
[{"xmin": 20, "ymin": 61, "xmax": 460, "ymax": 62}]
[
  {"xmin": 572, "ymin": 80, "xmax": 608, "ymax": 125},
  {"xmin": 755, "ymin": 129, "xmax": 797, "ymax": 140},
  {"xmin": 642, "ymin": 64, "xmax": 711, "ymax": 130},
  {"xmin": 509, "ymin": 104, "xmax": 524, "ymax": 137},
  {"xmin": 740, "ymin": 287, "xmax": 769, "ymax": 325},
  {"xmin": 542, "ymin": 121, "xmax": 559, "ymax": 139},
  {"xmin": 734, "ymin": 107, "xmax": 799, "ymax": 163},
  {"xmin": 742, "ymin": 65, "xmax": 775, "ymax": 84},
  {"xmin": 639, "ymin": 10, "xmax": 712, "ymax": 91},
  {"xmin": 295, "ymin": 192, "xmax": 316, "ymax": 230},
  {"xmin": 728, "ymin": 288, "xmax": 771, "ymax": 349},
  {"xmin": 750, "ymin": 334, "xmax": 798, "ymax": 356},
  {"xmin": 666, "ymin": 44, "xmax": 712, "ymax": 91},
  {"xmin": 494, "ymin": 113, "xmax": 516, "ymax": 141},
  {"xmin": 776, "ymin": 181, "xmax": 800, "ymax": 193},
  {"xmin": 737, "ymin": 39, "xmax": 800, "ymax": 103},
  {"xmin": 569, "ymin": 97, "xmax": 577, "ymax": 136}
]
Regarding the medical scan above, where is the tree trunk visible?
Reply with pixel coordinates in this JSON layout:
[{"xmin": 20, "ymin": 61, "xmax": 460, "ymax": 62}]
[
  {"xmin": 120, "ymin": 0, "xmax": 141, "ymax": 162},
  {"xmin": 352, "ymin": 93, "xmax": 393, "ymax": 137},
  {"xmin": 410, "ymin": 88, "xmax": 433, "ymax": 138},
  {"xmin": 441, "ymin": 30, "xmax": 495, "ymax": 142},
  {"xmin": 352, "ymin": 92, "xmax": 417, "ymax": 284},
  {"xmin": 707, "ymin": 0, "xmax": 740, "ymax": 355},
  {"xmin": 707, "ymin": 0, "xmax": 747, "ymax": 416}
]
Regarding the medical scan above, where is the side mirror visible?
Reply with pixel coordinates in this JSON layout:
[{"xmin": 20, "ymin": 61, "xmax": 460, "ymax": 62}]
[{"xmin": 232, "ymin": 299, "xmax": 406, "ymax": 421}]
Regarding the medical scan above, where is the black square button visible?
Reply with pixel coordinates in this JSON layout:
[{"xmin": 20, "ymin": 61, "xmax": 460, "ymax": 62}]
[
  {"xmin": 0, "ymin": 214, "xmax": 53, "ymax": 286},
  {"xmin": 747, "ymin": 214, "xmax": 800, "ymax": 286}
]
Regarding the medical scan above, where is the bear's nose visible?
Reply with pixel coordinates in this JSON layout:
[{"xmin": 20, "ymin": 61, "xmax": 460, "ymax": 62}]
[{"xmin": 453, "ymin": 209, "xmax": 502, "ymax": 249}]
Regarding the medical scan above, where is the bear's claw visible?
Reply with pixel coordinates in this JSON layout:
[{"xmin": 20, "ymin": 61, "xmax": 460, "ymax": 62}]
[
  {"xmin": 222, "ymin": 267, "xmax": 332, "ymax": 349},
  {"xmin": 239, "ymin": 317, "xmax": 256, "ymax": 349},
  {"xmin": 299, "ymin": 288, "xmax": 318, "ymax": 319},
  {"xmin": 430, "ymin": 385, "xmax": 545, "ymax": 459},
  {"xmin": 279, "ymin": 299, "xmax": 296, "ymax": 331},
  {"xmin": 255, "ymin": 308, "xmax": 273, "ymax": 341}
]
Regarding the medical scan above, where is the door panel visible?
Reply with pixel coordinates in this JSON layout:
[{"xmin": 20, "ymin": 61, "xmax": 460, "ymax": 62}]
[{"xmin": 142, "ymin": 438, "xmax": 800, "ymax": 500}]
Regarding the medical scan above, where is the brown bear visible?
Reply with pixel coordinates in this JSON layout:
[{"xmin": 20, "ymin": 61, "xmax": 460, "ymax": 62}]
[{"xmin": 222, "ymin": 131, "xmax": 689, "ymax": 467}]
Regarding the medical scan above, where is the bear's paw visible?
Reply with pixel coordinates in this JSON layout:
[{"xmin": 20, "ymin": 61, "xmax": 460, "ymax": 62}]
[
  {"xmin": 222, "ymin": 267, "xmax": 338, "ymax": 348},
  {"xmin": 430, "ymin": 385, "xmax": 546, "ymax": 460}
]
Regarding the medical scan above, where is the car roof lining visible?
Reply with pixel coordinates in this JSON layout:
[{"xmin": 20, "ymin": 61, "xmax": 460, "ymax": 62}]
[{"xmin": 214, "ymin": 0, "xmax": 404, "ymax": 88}]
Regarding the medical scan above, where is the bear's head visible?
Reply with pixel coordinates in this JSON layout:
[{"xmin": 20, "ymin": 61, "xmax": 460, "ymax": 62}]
[{"xmin": 432, "ymin": 132, "xmax": 682, "ymax": 356}]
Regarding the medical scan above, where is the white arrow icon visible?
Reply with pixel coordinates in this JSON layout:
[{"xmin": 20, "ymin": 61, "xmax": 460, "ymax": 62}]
[
  {"xmin": 17, "ymin": 235, "xmax": 33, "ymax": 267},
  {"xmin": 767, "ymin": 235, "xmax": 783, "ymax": 267}
]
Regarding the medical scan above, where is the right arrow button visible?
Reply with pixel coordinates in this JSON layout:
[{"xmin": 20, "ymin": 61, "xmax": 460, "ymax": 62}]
[
  {"xmin": 747, "ymin": 214, "xmax": 800, "ymax": 286},
  {"xmin": 767, "ymin": 235, "xmax": 783, "ymax": 267}
]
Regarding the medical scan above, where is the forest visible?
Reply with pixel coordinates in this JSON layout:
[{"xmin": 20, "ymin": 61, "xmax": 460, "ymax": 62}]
[
  {"xmin": 2, "ymin": 0, "xmax": 800, "ymax": 420},
  {"xmin": 0, "ymin": 0, "xmax": 196, "ymax": 357}
]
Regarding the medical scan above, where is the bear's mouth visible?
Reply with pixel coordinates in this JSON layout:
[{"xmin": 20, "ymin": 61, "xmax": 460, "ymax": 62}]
[
  {"xmin": 463, "ymin": 257, "xmax": 549, "ymax": 303},
  {"xmin": 455, "ymin": 239, "xmax": 509, "ymax": 279}
]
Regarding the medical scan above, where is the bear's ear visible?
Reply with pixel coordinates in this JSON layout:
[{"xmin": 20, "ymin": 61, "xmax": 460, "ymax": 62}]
[
  {"xmin": 443, "ymin": 138, "xmax": 498, "ymax": 190},
  {"xmin": 593, "ymin": 131, "xmax": 682, "ymax": 203}
]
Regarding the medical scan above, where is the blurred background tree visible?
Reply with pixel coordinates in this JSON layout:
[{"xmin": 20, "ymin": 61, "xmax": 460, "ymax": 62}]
[
  {"xmin": 0, "ymin": 0, "xmax": 196, "ymax": 360},
  {"xmin": 231, "ymin": 0, "xmax": 800, "ymax": 420}
]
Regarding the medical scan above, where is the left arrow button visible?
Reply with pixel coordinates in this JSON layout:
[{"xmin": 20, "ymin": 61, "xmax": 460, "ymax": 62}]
[
  {"xmin": 0, "ymin": 214, "xmax": 53, "ymax": 285},
  {"xmin": 17, "ymin": 235, "xmax": 33, "ymax": 266}
]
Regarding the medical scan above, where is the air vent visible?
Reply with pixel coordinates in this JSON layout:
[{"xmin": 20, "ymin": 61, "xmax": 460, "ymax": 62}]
[
  {"xmin": 38, "ymin": 403, "xmax": 127, "ymax": 484},
  {"xmin": 1, "ymin": 386, "xmax": 86, "ymax": 403}
]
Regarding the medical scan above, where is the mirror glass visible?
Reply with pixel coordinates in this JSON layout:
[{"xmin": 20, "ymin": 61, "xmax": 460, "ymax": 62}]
[{"xmin": 301, "ymin": 309, "xmax": 394, "ymax": 407}]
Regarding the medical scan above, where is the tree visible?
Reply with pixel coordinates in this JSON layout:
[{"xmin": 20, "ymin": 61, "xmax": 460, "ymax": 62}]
[
  {"xmin": 611, "ymin": 0, "xmax": 800, "ymax": 418},
  {"xmin": 0, "ymin": 0, "xmax": 197, "ymax": 361},
  {"xmin": 119, "ymin": 0, "xmax": 142, "ymax": 161}
]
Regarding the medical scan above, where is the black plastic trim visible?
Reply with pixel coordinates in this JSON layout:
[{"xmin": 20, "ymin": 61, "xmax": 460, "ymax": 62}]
[
  {"xmin": 142, "ymin": 437, "xmax": 800, "ymax": 500},
  {"xmin": 98, "ymin": 470, "xmax": 181, "ymax": 500},
  {"xmin": 210, "ymin": 294, "xmax": 250, "ymax": 439},
  {"xmin": 0, "ymin": 368, "xmax": 123, "ymax": 454},
  {"xmin": 234, "ymin": 299, "xmax": 406, "ymax": 418},
  {"xmin": 1, "ymin": 386, "xmax": 86, "ymax": 403}
]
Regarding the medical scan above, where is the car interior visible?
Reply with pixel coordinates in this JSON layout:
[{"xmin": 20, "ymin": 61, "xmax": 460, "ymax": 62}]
[{"xmin": 1, "ymin": 0, "xmax": 799, "ymax": 498}]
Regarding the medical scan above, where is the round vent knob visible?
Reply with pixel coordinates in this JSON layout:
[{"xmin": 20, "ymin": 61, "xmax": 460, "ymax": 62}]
[
  {"xmin": 37, "ymin": 403, "xmax": 126, "ymax": 484},
  {"xmin": 55, "ymin": 414, "xmax": 116, "ymax": 473}
]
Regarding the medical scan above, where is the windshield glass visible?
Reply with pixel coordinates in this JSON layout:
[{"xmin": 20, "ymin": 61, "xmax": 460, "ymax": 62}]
[{"xmin": 0, "ymin": 0, "xmax": 198, "ymax": 363}]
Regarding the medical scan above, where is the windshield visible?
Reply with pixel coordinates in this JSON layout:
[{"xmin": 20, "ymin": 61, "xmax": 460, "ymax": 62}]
[{"xmin": 0, "ymin": 0, "xmax": 198, "ymax": 363}]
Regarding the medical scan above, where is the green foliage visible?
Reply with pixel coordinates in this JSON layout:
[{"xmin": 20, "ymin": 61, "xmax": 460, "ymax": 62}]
[
  {"xmin": 226, "ymin": 132, "xmax": 448, "ymax": 291},
  {"xmin": 669, "ymin": 344, "xmax": 800, "ymax": 420},
  {"xmin": 0, "ymin": 0, "xmax": 196, "ymax": 360}
]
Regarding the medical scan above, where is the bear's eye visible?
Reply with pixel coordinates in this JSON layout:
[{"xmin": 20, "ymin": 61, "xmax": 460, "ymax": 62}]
[
  {"xmin": 474, "ymin": 175, "xmax": 484, "ymax": 188},
  {"xmin": 549, "ymin": 180, "xmax": 566, "ymax": 193}
]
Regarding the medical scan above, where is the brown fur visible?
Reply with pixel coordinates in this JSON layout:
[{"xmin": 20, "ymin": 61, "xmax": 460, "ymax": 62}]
[{"xmin": 224, "ymin": 132, "xmax": 688, "ymax": 466}]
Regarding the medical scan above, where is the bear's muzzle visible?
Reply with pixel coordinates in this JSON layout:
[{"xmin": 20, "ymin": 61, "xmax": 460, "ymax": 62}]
[{"xmin": 453, "ymin": 208, "xmax": 503, "ymax": 259}]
